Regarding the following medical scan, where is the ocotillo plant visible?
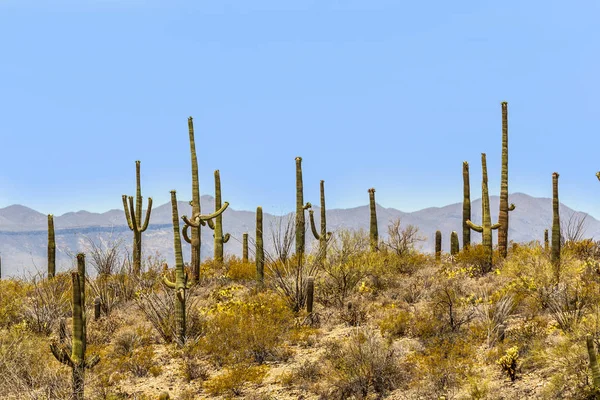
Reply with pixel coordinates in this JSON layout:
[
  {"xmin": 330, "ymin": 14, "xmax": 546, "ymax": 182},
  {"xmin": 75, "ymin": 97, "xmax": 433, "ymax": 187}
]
[
  {"xmin": 308, "ymin": 180, "xmax": 332, "ymax": 264},
  {"xmin": 498, "ymin": 101, "xmax": 516, "ymax": 259},
  {"xmin": 50, "ymin": 253, "xmax": 100, "ymax": 400},
  {"xmin": 544, "ymin": 229, "xmax": 549, "ymax": 251},
  {"xmin": 368, "ymin": 188, "xmax": 379, "ymax": 252},
  {"xmin": 206, "ymin": 170, "xmax": 230, "ymax": 262},
  {"xmin": 435, "ymin": 230, "xmax": 442, "ymax": 261},
  {"xmin": 242, "ymin": 233, "xmax": 249, "ymax": 263},
  {"xmin": 256, "ymin": 207, "xmax": 264, "ymax": 285},
  {"xmin": 587, "ymin": 335, "xmax": 600, "ymax": 391},
  {"xmin": 551, "ymin": 172, "xmax": 561, "ymax": 270},
  {"xmin": 48, "ymin": 214, "xmax": 56, "ymax": 278},
  {"xmin": 466, "ymin": 153, "xmax": 501, "ymax": 273},
  {"xmin": 186, "ymin": 117, "xmax": 202, "ymax": 281},
  {"xmin": 463, "ymin": 161, "xmax": 471, "ymax": 250},
  {"xmin": 295, "ymin": 157, "xmax": 310, "ymax": 261},
  {"xmin": 450, "ymin": 231, "xmax": 459, "ymax": 255},
  {"xmin": 122, "ymin": 160, "xmax": 153, "ymax": 275}
]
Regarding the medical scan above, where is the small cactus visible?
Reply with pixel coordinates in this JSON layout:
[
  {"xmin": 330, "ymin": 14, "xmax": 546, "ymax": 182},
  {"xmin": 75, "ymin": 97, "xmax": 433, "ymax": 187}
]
[
  {"xmin": 48, "ymin": 214, "xmax": 56, "ymax": 278},
  {"xmin": 368, "ymin": 188, "xmax": 379, "ymax": 252},
  {"xmin": 551, "ymin": 172, "xmax": 561, "ymax": 271},
  {"xmin": 435, "ymin": 230, "xmax": 442, "ymax": 261},
  {"xmin": 242, "ymin": 233, "xmax": 249, "ymax": 263},
  {"xmin": 256, "ymin": 207, "xmax": 264, "ymax": 285},
  {"xmin": 544, "ymin": 229, "xmax": 549, "ymax": 252},
  {"xmin": 450, "ymin": 231, "xmax": 459, "ymax": 255}
]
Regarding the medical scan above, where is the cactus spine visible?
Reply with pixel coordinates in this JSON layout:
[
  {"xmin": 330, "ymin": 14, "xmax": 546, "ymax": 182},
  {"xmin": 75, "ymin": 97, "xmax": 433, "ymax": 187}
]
[
  {"xmin": 256, "ymin": 207, "xmax": 264, "ymax": 285},
  {"xmin": 48, "ymin": 214, "xmax": 56, "ymax": 279},
  {"xmin": 498, "ymin": 102, "xmax": 515, "ymax": 258},
  {"xmin": 466, "ymin": 153, "xmax": 501, "ymax": 273},
  {"xmin": 368, "ymin": 188, "xmax": 379, "ymax": 252},
  {"xmin": 308, "ymin": 180, "xmax": 332, "ymax": 263},
  {"xmin": 208, "ymin": 170, "xmax": 230, "ymax": 262},
  {"xmin": 450, "ymin": 231, "xmax": 459, "ymax": 255},
  {"xmin": 122, "ymin": 160, "xmax": 153, "ymax": 275},
  {"xmin": 463, "ymin": 161, "xmax": 471, "ymax": 250},
  {"xmin": 551, "ymin": 172, "xmax": 561, "ymax": 269},
  {"xmin": 435, "ymin": 230, "xmax": 442, "ymax": 261},
  {"xmin": 544, "ymin": 229, "xmax": 549, "ymax": 251},
  {"xmin": 186, "ymin": 117, "xmax": 202, "ymax": 281},
  {"xmin": 50, "ymin": 253, "xmax": 100, "ymax": 400},
  {"xmin": 587, "ymin": 335, "xmax": 600, "ymax": 390},
  {"xmin": 295, "ymin": 157, "xmax": 310, "ymax": 261},
  {"xmin": 242, "ymin": 233, "xmax": 249, "ymax": 263}
]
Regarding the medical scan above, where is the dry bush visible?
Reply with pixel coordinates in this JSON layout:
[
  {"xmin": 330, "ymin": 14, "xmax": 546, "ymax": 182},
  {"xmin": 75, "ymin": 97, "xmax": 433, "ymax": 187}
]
[
  {"xmin": 382, "ymin": 217, "xmax": 426, "ymax": 257},
  {"xmin": 21, "ymin": 272, "xmax": 71, "ymax": 335},
  {"xmin": 475, "ymin": 289, "xmax": 515, "ymax": 347},
  {"xmin": 432, "ymin": 277, "xmax": 476, "ymax": 334},
  {"xmin": 0, "ymin": 278, "xmax": 29, "ymax": 328},
  {"xmin": 454, "ymin": 244, "xmax": 499, "ymax": 275},
  {"xmin": 204, "ymin": 364, "xmax": 268, "ymax": 397},
  {"xmin": 224, "ymin": 255, "xmax": 256, "ymax": 281},
  {"xmin": 378, "ymin": 304, "xmax": 412, "ymax": 338}
]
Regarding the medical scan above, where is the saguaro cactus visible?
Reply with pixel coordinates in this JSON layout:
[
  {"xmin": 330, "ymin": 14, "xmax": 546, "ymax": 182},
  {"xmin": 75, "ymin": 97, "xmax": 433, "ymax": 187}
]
[
  {"xmin": 368, "ymin": 188, "xmax": 379, "ymax": 252},
  {"xmin": 308, "ymin": 180, "xmax": 332, "ymax": 263},
  {"xmin": 207, "ymin": 170, "xmax": 230, "ymax": 262},
  {"xmin": 256, "ymin": 207, "xmax": 264, "ymax": 285},
  {"xmin": 466, "ymin": 153, "xmax": 501, "ymax": 273},
  {"xmin": 186, "ymin": 117, "xmax": 202, "ymax": 281},
  {"xmin": 295, "ymin": 157, "xmax": 310, "ymax": 261},
  {"xmin": 122, "ymin": 160, "xmax": 153, "ymax": 275},
  {"xmin": 48, "ymin": 214, "xmax": 56, "ymax": 279},
  {"xmin": 551, "ymin": 172, "xmax": 561, "ymax": 268},
  {"xmin": 498, "ymin": 102, "xmax": 516, "ymax": 259},
  {"xmin": 587, "ymin": 335, "xmax": 600, "ymax": 391},
  {"xmin": 463, "ymin": 161, "xmax": 471, "ymax": 250},
  {"xmin": 50, "ymin": 254, "xmax": 100, "ymax": 400},
  {"xmin": 242, "ymin": 233, "xmax": 249, "ymax": 263},
  {"xmin": 544, "ymin": 229, "xmax": 549, "ymax": 251},
  {"xmin": 435, "ymin": 230, "xmax": 442, "ymax": 261},
  {"xmin": 450, "ymin": 231, "xmax": 459, "ymax": 255}
]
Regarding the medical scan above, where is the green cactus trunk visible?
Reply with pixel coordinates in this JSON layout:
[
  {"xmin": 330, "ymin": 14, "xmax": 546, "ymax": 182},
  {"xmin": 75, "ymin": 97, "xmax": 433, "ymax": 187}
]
[
  {"xmin": 435, "ymin": 230, "xmax": 442, "ymax": 261},
  {"xmin": 306, "ymin": 276, "xmax": 314, "ymax": 314},
  {"xmin": 463, "ymin": 161, "xmax": 471, "ymax": 250},
  {"xmin": 450, "ymin": 231, "xmax": 459, "ymax": 255},
  {"xmin": 212, "ymin": 170, "xmax": 230, "ymax": 263},
  {"xmin": 122, "ymin": 160, "xmax": 153, "ymax": 275},
  {"xmin": 368, "ymin": 188, "xmax": 379, "ymax": 252},
  {"xmin": 242, "ymin": 233, "xmax": 249, "ymax": 263},
  {"xmin": 48, "ymin": 214, "xmax": 56, "ymax": 279},
  {"xmin": 498, "ymin": 101, "xmax": 515, "ymax": 258},
  {"xmin": 309, "ymin": 180, "xmax": 331, "ymax": 264},
  {"xmin": 544, "ymin": 229, "xmax": 549, "ymax": 252},
  {"xmin": 187, "ymin": 117, "xmax": 202, "ymax": 281},
  {"xmin": 587, "ymin": 335, "xmax": 600, "ymax": 390},
  {"xmin": 295, "ymin": 157, "xmax": 306, "ymax": 261},
  {"xmin": 551, "ymin": 172, "xmax": 561, "ymax": 271},
  {"xmin": 466, "ymin": 153, "xmax": 501, "ymax": 273},
  {"xmin": 256, "ymin": 207, "xmax": 264, "ymax": 285}
]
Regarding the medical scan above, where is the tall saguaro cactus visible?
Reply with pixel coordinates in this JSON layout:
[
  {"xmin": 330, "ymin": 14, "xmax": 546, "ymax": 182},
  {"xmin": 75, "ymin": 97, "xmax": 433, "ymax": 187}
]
[
  {"xmin": 466, "ymin": 153, "xmax": 501, "ymax": 273},
  {"xmin": 435, "ymin": 230, "xmax": 442, "ymax": 261},
  {"xmin": 450, "ymin": 231, "xmax": 459, "ymax": 255},
  {"xmin": 295, "ymin": 157, "xmax": 310, "ymax": 261},
  {"xmin": 308, "ymin": 180, "xmax": 332, "ymax": 263},
  {"xmin": 207, "ymin": 170, "xmax": 230, "ymax": 262},
  {"xmin": 256, "ymin": 207, "xmax": 264, "ymax": 285},
  {"xmin": 242, "ymin": 233, "xmax": 249, "ymax": 263},
  {"xmin": 50, "ymin": 253, "xmax": 100, "ymax": 400},
  {"xmin": 186, "ymin": 117, "xmax": 202, "ymax": 281},
  {"xmin": 463, "ymin": 161, "xmax": 471, "ymax": 250},
  {"xmin": 368, "ymin": 188, "xmax": 379, "ymax": 252},
  {"xmin": 122, "ymin": 160, "xmax": 153, "ymax": 275},
  {"xmin": 498, "ymin": 102, "xmax": 516, "ymax": 258},
  {"xmin": 48, "ymin": 214, "xmax": 56, "ymax": 278},
  {"xmin": 551, "ymin": 172, "xmax": 561, "ymax": 268}
]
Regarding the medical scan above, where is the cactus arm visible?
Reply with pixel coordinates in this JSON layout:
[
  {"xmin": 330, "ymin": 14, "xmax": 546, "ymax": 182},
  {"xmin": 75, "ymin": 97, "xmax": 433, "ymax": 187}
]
[
  {"xmin": 308, "ymin": 209, "xmax": 321, "ymax": 240},
  {"xmin": 140, "ymin": 197, "xmax": 153, "ymax": 231},
  {"xmin": 223, "ymin": 233, "xmax": 230, "ymax": 243},
  {"xmin": 162, "ymin": 275, "xmax": 176, "ymax": 289},
  {"xmin": 122, "ymin": 195, "xmax": 135, "ymax": 230},
  {"xmin": 206, "ymin": 219, "xmax": 215, "ymax": 230},
  {"xmin": 127, "ymin": 196, "xmax": 139, "ymax": 232},
  {"xmin": 304, "ymin": 202, "xmax": 312, "ymax": 210},
  {"xmin": 466, "ymin": 220, "xmax": 483, "ymax": 233},
  {"xmin": 508, "ymin": 203, "xmax": 515, "ymax": 211},
  {"xmin": 492, "ymin": 223, "xmax": 501, "ymax": 230},
  {"xmin": 50, "ymin": 342, "xmax": 74, "ymax": 367},
  {"xmin": 176, "ymin": 288, "xmax": 185, "ymax": 303},
  {"xmin": 197, "ymin": 202, "xmax": 229, "ymax": 222},
  {"xmin": 181, "ymin": 215, "xmax": 203, "ymax": 228},
  {"xmin": 596, "ymin": 171, "xmax": 600, "ymax": 181},
  {"xmin": 182, "ymin": 224, "xmax": 192, "ymax": 244}
]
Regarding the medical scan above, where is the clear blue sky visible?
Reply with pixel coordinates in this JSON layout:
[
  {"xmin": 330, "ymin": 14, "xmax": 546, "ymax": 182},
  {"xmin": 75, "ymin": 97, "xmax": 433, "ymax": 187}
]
[{"xmin": 1, "ymin": 1, "xmax": 599, "ymax": 219}]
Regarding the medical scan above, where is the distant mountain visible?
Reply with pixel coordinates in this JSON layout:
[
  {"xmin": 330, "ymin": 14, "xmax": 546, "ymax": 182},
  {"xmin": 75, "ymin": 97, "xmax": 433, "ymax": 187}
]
[{"xmin": 0, "ymin": 193, "xmax": 598, "ymax": 277}]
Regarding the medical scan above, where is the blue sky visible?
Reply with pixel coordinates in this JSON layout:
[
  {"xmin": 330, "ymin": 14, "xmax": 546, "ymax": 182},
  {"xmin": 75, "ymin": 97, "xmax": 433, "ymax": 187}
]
[{"xmin": 1, "ymin": 1, "xmax": 599, "ymax": 219}]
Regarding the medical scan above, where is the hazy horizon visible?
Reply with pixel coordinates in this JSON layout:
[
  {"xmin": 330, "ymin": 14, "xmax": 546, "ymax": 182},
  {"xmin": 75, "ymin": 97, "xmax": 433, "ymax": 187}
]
[{"xmin": 2, "ymin": 1, "xmax": 599, "ymax": 219}]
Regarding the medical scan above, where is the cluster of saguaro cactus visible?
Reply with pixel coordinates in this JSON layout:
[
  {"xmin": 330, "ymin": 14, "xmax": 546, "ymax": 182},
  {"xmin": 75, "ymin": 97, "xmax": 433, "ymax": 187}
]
[
  {"xmin": 466, "ymin": 153, "xmax": 500, "ymax": 273},
  {"xmin": 368, "ymin": 188, "xmax": 378, "ymax": 252},
  {"xmin": 308, "ymin": 180, "xmax": 332, "ymax": 264},
  {"xmin": 48, "ymin": 214, "xmax": 56, "ymax": 279},
  {"xmin": 256, "ymin": 206, "xmax": 264, "ymax": 284},
  {"xmin": 242, "ymin": 232, "xmax": 249, "ymax": 263},
  {"xmin": 206, "ymin": 170, "xmax": 230, "ymax": 262},
  {"xmin": 122, "ymin": 160, "xmax": 153, "ymax": 275},
  {"xmin": 551, "ymin": 172, "xmax": 561, "ymax": 270},
  {"xmin": 50, "ymin": 253, "xmax": 100, "ymax": 400},
  {"xmin": 450, "ymin": 231, "xmax": 459, "ymax": 255},
  {"xmin": 462, "ymin": 161, "xmax": 471, "ymax": 250},
  {"xmin": 498, "ymin": 102, "xmax": 516, "ymax": 258},
  {"xmin": 435, "ymin": 230, "xmax": 442, "ymax": 261}
]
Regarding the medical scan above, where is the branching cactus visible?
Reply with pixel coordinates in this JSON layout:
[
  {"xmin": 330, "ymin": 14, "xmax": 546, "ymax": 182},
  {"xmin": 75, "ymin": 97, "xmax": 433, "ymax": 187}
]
[
  {"xmin": 463, "ymin": 161, "xmax": 471, "ymax": 250},
  {"xmin": 368, "ymin": 188, "xmax": 379, "ymax": 252},
  {"xmin": 122, "ymin": 160, "xmax": 153, "ymax": 275},
  {"xmin": 587, "ymin": 335, "xmax": 600, "ymax": 391},
  {"xmin": 551, "ymin": 172, "xmax": 561, "ymax": 270},
  {"xmin": 450, "ymin": 231, "xmax": 459, "ymax": 255},
  {"xmin": 308, "ymin": 180, "xmax": 332, "ymax": 264},
  {"xmin": 48, "ymin": 214, "xmax": 56, "ymax": 279},
  {"xmin": 466, "ymin": 153, "xmax": 501, "ymax": 273},
  {"xmin": 207, "ymin": 170, "xmax": 230, "ymax": 262},
  {"xmin": 295, "ymin": 157, "xmax": 311, "ymax": 261},
  {"xmin": 498, "ymin": 102, "xmax": 516, "ymax": 258},
  {"xmin": 186, "ymin": 117, "xmax": 202, "ymax": 281},
  {"xmin": 544, "ymin": 229, "xmax": 549, "ymax": 252},
  {"xmin": 435, "ymin": 231, "xmax": 442, "ymax": 261},
  {"xmin": 242, "ymin": 233, "xmax": 249, "ymax": 263},
  {"xmin": 50, "ymin": 253, "xmax": 100, "ymax": 400},
  {"xmin": 256, "ymin": 207, "xmax": 264, "ymax": 285}
]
